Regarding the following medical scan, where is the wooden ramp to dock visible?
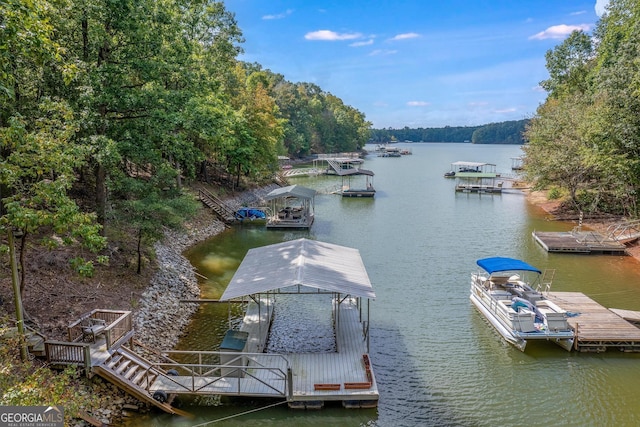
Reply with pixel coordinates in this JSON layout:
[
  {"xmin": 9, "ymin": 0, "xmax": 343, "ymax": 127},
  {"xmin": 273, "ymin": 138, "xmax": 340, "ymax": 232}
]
[
  {"xmin": 93, "ymin": 346, "xmax": 191, "ymax": 416},
  {"xmin": 532, "ymin": 231, "xmax": 627, "ymax": 254},
  {"xmin": 546, "ymin": 292, "xmax": 640, "ymax": 352}
]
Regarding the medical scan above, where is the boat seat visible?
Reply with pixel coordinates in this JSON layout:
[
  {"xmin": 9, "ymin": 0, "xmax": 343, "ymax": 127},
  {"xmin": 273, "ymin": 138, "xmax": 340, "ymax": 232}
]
[{"xmin": 489, "ymin": 275, "xmax": 510, "ymax": 285}]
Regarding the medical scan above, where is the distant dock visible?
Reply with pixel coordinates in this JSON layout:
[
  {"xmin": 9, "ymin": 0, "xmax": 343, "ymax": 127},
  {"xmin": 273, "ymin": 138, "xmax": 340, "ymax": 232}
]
[{"xmin": 532, "ymin": 230, "xmax": 627, "ymax": 255}]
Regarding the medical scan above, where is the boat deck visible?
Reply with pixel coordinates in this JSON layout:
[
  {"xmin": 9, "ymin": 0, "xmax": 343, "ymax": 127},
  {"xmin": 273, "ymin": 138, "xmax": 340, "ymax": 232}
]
[
  {"xmin": 532, "ymin": 231, "xmax": 627, "ymax": 254},
  {"xmin": 546, "ymin": 292, "xmax": 640, "ymax": 352}
]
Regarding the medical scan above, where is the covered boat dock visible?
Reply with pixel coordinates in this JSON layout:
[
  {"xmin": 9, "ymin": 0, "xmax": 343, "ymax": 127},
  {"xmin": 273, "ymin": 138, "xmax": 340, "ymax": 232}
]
[
  {"xmin": 264, "ymin": 185, "xmax": 316, "ymax": 229},
  {"xmin": 216, "ymin": 238, "xmax": 379, "ymax": 408}
]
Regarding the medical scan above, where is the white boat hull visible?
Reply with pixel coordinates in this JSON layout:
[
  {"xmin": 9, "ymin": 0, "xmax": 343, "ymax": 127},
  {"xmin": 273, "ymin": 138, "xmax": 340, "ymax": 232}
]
[{"xmin": 470, "ymin": 278, "xmax": 574, "ymax": 351}]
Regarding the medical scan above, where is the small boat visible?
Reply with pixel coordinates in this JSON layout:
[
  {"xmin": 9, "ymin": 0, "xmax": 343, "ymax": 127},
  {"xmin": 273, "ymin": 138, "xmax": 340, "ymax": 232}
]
[
  {"xmin": 444, "ymin": 161, "xmax": 498, "ymax": 178},
  {"xmin": 234, "ymin": 207, "xmax": 267, "ymax": 221},
  {"xmin": 470, "ymin": 257, "xmax": 575, "ymax": 351}
]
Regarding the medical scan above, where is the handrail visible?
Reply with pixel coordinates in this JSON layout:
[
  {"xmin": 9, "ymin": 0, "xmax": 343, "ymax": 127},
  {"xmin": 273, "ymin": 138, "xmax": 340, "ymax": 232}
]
[
  {"xmin": 146, "ymin": 351, "xmax": 291, "ymax": 396},
  {"xmin": 45, "ymin": 340, "xmax": 91, "ymax": 368}
]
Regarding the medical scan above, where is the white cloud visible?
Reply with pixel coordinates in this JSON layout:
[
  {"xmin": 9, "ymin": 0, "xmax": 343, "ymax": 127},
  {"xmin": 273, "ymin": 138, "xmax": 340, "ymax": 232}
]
[
  {"xmin": 595, "ymin": 0, "xmax": 609, "ymax": 17},
  {"xmin": 389, "ymin": 33, "xmax": 420, "ymax": 41},
  {"xmin": 407, "ymin": 101, "xmax": 430, "ymax": 107},
  {"xmin": 262, "ymin": 9, "xmax": 293, "ymax": 20},
  {"xmin": 494, "ymin": 107, "xmax": 517, "ymax": 114},
  {"xmin": 350, "ymin": 39, "xmax": 374, "ymax": 47},
  {"xmin": 529, "ymin": 24, "xmax": 591, "ymax": 40},
  {"xmin": 369, "ymin": 49, "xmax": 398, "ymax": 56},
  {"xmin": 305, "ymin": 30, "xmax": 362, "ymax": 41}
]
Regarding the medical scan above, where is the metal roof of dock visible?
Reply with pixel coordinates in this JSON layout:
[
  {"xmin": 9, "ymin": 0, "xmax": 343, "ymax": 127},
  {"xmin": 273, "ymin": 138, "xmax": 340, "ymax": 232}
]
[
  {"xmin": 451, "ymin": 161, "xmax": 496, "ymax": 167},
  {"xmin": 264, "ymin": 184, "xmax": 316, "ymax": 200},
  {"xmin": 219, "ymin": 238, "xmax": 375, "ymax": 301}
]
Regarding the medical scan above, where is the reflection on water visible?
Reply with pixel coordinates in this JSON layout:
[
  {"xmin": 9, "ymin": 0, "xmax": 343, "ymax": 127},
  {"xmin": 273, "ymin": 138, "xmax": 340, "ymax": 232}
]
[{"xmin": 126, "ymin": 143, "xmax": 640, "ymax": 427}]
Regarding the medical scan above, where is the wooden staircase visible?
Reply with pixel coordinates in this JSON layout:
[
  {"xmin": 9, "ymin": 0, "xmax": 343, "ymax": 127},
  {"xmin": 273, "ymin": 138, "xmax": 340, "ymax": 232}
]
[
  {"xmin": 93, "ymin": 346, "xmax": 190, "ymax": 416},
  {"xmin": 3, "ymin": 326, "xmax": 46, "ymax": 358},
  {"xmin": 198, "ymin": 188, "xmax": 236, "ymax": 223}
]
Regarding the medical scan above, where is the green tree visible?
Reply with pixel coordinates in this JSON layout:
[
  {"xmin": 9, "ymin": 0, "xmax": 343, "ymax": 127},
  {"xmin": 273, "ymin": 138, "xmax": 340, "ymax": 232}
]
[
  {"xmin": 540, "ymin": 30, "xmax": 594, "ymax": 98},
  {"xmin": 0, "ymin": 100, "xmax": 106, "ymax": 292}
]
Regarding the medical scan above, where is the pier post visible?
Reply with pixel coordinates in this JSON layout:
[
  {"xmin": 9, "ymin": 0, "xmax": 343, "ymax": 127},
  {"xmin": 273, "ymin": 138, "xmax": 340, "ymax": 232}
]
[{"xmin": 287, "ymin": 367, "xmax": 293, "ymax": 400}]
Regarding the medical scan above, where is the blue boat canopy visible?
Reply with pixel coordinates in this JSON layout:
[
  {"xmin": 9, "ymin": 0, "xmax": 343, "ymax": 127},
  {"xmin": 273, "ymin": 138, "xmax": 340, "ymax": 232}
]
[{"xmin": 476, "ymin": 257, "xmax": 542, "ymax": 275}]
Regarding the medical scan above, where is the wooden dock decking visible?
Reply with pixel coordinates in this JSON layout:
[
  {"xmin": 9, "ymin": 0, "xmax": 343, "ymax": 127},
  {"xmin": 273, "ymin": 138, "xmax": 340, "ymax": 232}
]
[
  {"xmin": 165, "ymin": 297, "xmax": 379, "ymax": 406},
  {"xmin": 532, "ymin": 231, "xmax": 627, "ymax": 254},
  {"xmin": 129, "ymin": 296, "xmax": 378, "ymax": 409},
  {"xmin": 546, "ymin": 292, "xmax": 640, "ymax": 352}
]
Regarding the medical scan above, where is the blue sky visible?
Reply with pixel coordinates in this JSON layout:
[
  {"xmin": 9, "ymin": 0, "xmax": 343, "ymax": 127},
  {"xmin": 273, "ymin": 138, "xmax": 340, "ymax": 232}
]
[{"xmin": 226, "ymin": 1, "xmax": 609, "ymax": 129}]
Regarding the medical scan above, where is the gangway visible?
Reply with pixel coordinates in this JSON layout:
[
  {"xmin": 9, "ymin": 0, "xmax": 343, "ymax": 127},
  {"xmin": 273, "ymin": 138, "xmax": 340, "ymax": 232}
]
[{"xmin": 606, "ymin": 219, "xmax": 640, "ymax": 244}]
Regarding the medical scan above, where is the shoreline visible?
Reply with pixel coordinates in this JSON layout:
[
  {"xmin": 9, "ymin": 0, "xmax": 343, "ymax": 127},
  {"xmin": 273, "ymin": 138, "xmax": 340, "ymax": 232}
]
[
  {"xmin": 526, "ymin": 189, "xmax": 640, "ymax": 261},
  {"xmin": 133, "ymin": 184, "xmax": 281, "ymax": 354},
  {"xmin": 88, "ymin": 184, "xmax": 280, "ymax": 425}
]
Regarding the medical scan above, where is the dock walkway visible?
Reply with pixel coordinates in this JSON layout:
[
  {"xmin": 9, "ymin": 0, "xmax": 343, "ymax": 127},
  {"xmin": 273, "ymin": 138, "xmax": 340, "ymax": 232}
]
[{"xmin": 547, "ymin": 292, "xmax": 640, "ymax": 352}]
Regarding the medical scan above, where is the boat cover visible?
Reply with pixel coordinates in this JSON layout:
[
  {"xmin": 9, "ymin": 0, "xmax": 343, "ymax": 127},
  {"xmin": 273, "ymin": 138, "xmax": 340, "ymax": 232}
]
[{"xmin": 476, "ymin": 257, "xmax": 542, "ymax": 274}]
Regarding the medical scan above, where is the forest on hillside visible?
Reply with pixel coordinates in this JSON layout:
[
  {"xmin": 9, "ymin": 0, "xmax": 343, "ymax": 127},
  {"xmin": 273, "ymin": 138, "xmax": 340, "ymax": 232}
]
[
  {"xmin": 523, "ymin": 0, "xmax": 640, "ymax": 217},
  {"xmin": 369, "ymin": 119, "xmax": 528, "ymax": 144},
  {"xmin": 0, "ymin": 0, "xmax": 370, "ymax": 280}
]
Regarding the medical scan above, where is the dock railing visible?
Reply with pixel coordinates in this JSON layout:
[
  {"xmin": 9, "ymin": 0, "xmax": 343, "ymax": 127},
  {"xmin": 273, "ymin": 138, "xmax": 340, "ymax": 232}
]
[
  {"xmin": 45, "ymin": 340, "xmax": 92, "ymax": 368},
  {"xmin": 151, "ymin": 350, "xmax": 291, "ymax": 398},
  {"xmin": 67, "ymin": 309, "xmax": 133, "ymax": 350}
]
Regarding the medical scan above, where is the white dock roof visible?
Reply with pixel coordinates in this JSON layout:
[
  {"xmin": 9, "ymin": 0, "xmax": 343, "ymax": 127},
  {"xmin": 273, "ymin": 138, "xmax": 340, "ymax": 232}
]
[
  {"xmin": 219, "ymin": 238, "xmax": 375, "ymax": 301},
  {"xmin": 264, "ymin": 184, "xmax": 316, "ymax": 200}
]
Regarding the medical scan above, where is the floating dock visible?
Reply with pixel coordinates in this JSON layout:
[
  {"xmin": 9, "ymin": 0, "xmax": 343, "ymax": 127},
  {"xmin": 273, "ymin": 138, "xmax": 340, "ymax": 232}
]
[
  {"xmin": 546, "ymin": 292, "xmax": 640, "ymax": 352},
  {"xmin": 455, "ymin": 182, "xmax": 503, "ymax": 194},
  {"xmin": 214, "ymin": 238, "xmax": 379, "ymax": 409},
  {"xmin": 532, "ymin": 230, "xmax": 627, "ymax": 254}
]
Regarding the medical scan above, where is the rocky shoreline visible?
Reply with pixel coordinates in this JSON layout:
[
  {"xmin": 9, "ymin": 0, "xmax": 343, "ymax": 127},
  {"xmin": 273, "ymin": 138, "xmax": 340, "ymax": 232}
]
[
  {"xmin": 83, "ymin": 185, "xmax": 280, "ymax": 426},
  {"xmin": 133, "ymin": 184, "xmax": 280, "ymax": 352}
]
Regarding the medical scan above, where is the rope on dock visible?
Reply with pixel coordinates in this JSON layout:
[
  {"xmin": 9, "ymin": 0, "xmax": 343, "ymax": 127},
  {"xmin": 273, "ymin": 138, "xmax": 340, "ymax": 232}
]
[{"xmin": 190, "ymin": 400, "xmax": 289, "ymax": 425}]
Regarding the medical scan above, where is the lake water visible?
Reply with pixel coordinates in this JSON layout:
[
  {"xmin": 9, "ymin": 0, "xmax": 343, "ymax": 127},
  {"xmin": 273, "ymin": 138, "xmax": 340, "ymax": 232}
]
[{"xmin": 127, "ymin": 143, "xmax": 640, "ymax": 427}]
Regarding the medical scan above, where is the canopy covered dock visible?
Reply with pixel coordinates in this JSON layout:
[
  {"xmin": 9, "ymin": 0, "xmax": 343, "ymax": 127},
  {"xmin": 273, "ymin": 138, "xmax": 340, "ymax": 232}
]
[
  {"xmin": 219, "ymin": 238, "xmax": 378, "ymax": 407},
  {"xmin": 264, "ymin": 184, "xmax": 316, "ymax": 229}
]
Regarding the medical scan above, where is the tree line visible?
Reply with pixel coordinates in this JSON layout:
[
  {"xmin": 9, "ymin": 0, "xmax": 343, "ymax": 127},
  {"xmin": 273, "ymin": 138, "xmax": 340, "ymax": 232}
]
[
  {"xmin": 369, "ymin": 119, "xmax": 528, "ymax": 144},
  {"xmin": 523, "ymin": 0, "xmax": 640, "ymax": 217},
  {"xmin": 0, "ymin": 0, "xmax": 371, "ymax": 280}
]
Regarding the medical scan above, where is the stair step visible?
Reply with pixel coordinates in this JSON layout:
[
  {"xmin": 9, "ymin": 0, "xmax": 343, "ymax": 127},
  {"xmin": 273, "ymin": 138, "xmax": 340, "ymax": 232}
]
[
  {"xmin": 106, "ymin": 354, "xmax": 123, "ymax": 369},
  {"xmin": 137, "ymin": 372, "xmax": 157, "ymax": 389},
  {"xmin": 115, "ymin": 359, "xmax": 132, "ymax": 375},
  {"xmin": 27, "ymin": 335, "xmax": 44, "ymax": 349},
  {"xmin": 31, "ymin": 341, "xmax": 45, "ymax": 353},
  {"xmin": 124, "ymin": 364, "xmax": 139, "ymax": 380},
  {"xmin": 131, "ymin": 370, "xmax": 148, "ymax": 386}
]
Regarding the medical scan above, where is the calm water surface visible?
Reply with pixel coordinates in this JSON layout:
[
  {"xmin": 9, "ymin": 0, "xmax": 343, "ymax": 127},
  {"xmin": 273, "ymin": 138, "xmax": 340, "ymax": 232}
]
[{"xmin": 127, "ymin": 143, "xmax": 640, "ymax": 427}]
